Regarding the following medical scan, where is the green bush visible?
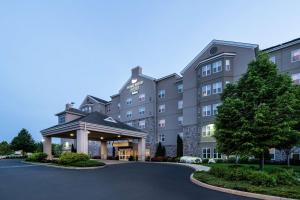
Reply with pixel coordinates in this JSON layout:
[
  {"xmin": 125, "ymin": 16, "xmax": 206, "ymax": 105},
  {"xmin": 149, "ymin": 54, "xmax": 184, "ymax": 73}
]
[
  {"xmin": 275, "ymin": 169, "xmax": 298, "ymax": 185},
  {"xmin": 68, "ymin": 160, "xmax": 105, "ymax": 167},
  {"xmin": 26, "ymin": 152, "xmax": 48, "ymax": 162},
  {"xmin": 248, "ymin": 171, "xmax": 276, "ymax": 186},
  {"xmin": 215, "ymin": 159, "xmax": 224, "ymax": 163},
  {"xmin": 58, "ymin": 152, "xmax": 89, "ymax": 165},
  {"xmin": 202, "ymin": 158, "xmax": 209, "ymax": 164},
  {"xmin": 209, "ymin": 165, "xmax": 227, "ymax": 178},
  {"xmin": 226, "ymin": 157, "xmax": 237, "ymax": 163}
]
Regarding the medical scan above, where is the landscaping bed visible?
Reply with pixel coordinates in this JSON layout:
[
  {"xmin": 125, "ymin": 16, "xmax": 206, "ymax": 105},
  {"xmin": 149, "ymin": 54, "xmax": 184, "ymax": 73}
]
[
  {"xmin": 26, "ymin": 152, "xmax": 105, "ymax": 168},
  {"xmin": 193, "ymin": 164, "xmax": 300, "ymax": 199}
]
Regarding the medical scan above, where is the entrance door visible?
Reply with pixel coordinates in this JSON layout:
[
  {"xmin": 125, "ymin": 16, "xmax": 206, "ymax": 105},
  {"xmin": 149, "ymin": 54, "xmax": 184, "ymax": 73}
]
[{"xmin": 118, "ymin": 149, "xmax": 131, "ymax": 160}]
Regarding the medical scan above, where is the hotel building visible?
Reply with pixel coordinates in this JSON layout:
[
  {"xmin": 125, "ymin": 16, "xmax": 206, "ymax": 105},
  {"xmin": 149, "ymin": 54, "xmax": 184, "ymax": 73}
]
[{"xmin": 43, "ymin": 37, "xmax": 300, "ymax": 161}]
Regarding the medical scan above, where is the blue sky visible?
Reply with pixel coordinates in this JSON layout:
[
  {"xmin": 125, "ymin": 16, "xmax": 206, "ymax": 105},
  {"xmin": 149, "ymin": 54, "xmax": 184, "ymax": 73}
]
[{"xmin": 1, "ymin": 0, "xmax": 300, "ymax": 142}]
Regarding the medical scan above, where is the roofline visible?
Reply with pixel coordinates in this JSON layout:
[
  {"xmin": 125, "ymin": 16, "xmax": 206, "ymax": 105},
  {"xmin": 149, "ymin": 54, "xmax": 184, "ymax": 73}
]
[
  {"xmin": 180, "ymin": 39, "xmax": 258, "ymax": 75},
  {"xmin": 155, "ymin": 73, "xmax": 181, "ymax": 82},
  {"xmin": 55, "ymin": 110, "xmax": 86, "ymax": 117},
  {"xmin": 195, "ymin": 52, "xmax": 236, "ymax": 70},
  {"xmin": 262, "ymin": 37, "xmax": 300, "ymax": 53},
  {"xmin": 41, "ymin": 121, "xmax": 147, "ymax": 138},
  {"xmin": 88, "ymin": 95, "xmax": 108, "ymax": 105}
]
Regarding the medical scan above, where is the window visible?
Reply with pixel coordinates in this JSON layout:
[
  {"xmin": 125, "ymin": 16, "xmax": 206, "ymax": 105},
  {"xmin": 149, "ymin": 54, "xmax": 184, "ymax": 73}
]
[
  {"xmin": 178, "ymin": 132, "xmax": 183, "ymax": 138},
  {"xmin": 269, "ymin": 56, "xmax": 276, "ymax": 64},
  {"xmin": 139, "ymin": 120, "xmax": 146, "ymax": 129},
  {"xmin": 139, "ymin": 94, "xmax": 145, "ymax": 102},
  {"xmin": 158, "ymin": 90, "xmax": 166, "ymax": 98},
  {"xmin": 159, "ymin": 134, "xmax": 165, "ymax": 142},
  {"xmin": 177, "ymin": 84, "xmax": 183, "ymax": 93},
  {"xmin": 292, "ymin": 73, "xmax": 300, "ymax": 84},
  {"xmin": 212, "ymin": 61, "xmax": 222, "ymax": 73},
  {"xmin": 158, "ymin": 119, "xmax": 166, "ymax": 128},
  {"xmin": 139, "ymin": 107, "xmax": 145, "ymax": 115},
  {"xmin": 127, "ymin": 122, "xmax": 133, "ymax": 127},
  {"xmin": 202, "ymin": 85, "xmax": 211, "ymax": 97},
  {"xmin": 117, "ymin": 103, "xmax": 121, "ymax": 109},
  {"xmin": 225, "ymin": 81, "xmax": 231, "ymax": 85},
  {"xmin": 202, "ymin": 105, "xmax": 211, "ymax": 117},
  {"xmin": 213, "ymin": 103, "xmax": 221, "ymax": 115},
  {"xmin": 202, "ymin": 124, "xmax": 214, "ymax": 137},
  {"xmin": 126, "ymin": 98, "xmax": 132, "ymax": 105},
  {"xmin": 58, "ymin": 115, "xmax": 65, "ymax": 124},
  {"xmin": 269, "ymin": 148, "xmax": 276, "ymax": 160},
  {"xmin": 158, "ymin": 104, "xmax": 165, "ymax": 113},
  {"xmin": 202, "ymin": 148, "xmax": 211, "ymax": 159},
  {"xmin": 178, "ymin": 116, "xmax": 183, "ymax": 125},
  {"xmin": 202, "ymin": 64, "xmax": 211, "ymax": 77},
  {"xmin": 178, "ymin": 100, "xmax": 183, "ymax": 109},
  {"xmin": 213, "ymin": 148, "xmax": 222, "ymax": 159},
  {"xmin": 126, "ymin": 111, "xmax": 132, "ymax": 118},
  {"xmin": 291, "ymin": 49, "xmax": 300, "ymax": 62},
  {"xmin": 118, "ymin": 115, "xmax": 121, "ymax": 119},
  {"xmin": 212, "ymin": 82, "xmax": 222, "ymax": 94},
  {"xmin": 225, "ymin": 60, "xmax": 231, "ymax": 71}
]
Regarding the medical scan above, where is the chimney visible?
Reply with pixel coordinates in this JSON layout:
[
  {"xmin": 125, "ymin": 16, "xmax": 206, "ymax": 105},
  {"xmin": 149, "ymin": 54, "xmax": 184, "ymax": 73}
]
[
  {"xmin": 65, "ymin": 102, "xmax": 74, "ymax": 110},
  {"xmin": 131, "ymin": 66, "xmax": 142, "ymax": 76}
]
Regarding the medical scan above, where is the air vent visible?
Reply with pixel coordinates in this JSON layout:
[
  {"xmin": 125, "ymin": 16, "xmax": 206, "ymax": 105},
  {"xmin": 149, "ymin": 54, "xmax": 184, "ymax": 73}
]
[
  {"xmin": 104, "ymin": 117, "xmax": 117, "ymax": 123},
  {"xmin": 210, "ymin": 46, "xmax": 218, "ymax": 55}
]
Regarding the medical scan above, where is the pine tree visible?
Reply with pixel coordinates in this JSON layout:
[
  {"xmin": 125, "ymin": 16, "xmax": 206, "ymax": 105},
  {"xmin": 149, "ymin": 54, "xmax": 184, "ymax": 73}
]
[{"xmin": 11, "ymin": 128, "xmax": 36, "ymax": 154}]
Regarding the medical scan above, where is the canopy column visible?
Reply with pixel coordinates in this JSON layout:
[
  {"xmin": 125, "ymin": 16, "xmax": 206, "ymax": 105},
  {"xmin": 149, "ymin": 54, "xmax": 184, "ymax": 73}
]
[
  {"xmin": 76, "ymin": 130, "xmax": 89, "ymax": 154},
  {"xmin": 101, "ymin": 141, "xmax": 108, "ymax": 159},
  {"xmin": 138, "ymin": 137, "xmax": 146, "ymax": 161},
  {"xmin": 43, "ymin": 136, "xmax": 52, "ymax": 160}
]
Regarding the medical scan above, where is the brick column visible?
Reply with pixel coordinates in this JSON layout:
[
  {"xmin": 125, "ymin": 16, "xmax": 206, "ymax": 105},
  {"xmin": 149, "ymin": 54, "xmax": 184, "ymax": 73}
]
[
  {"xmin": 100, "ymin": 141, "xmax": 108, "ymax": 160},
  {"xmin": 138, "ymin": 137, "xmax": 146, "ymax": 161},
  {"xmin": 76, "ymin": 130, "xmax": 89, "ymax": 154}
]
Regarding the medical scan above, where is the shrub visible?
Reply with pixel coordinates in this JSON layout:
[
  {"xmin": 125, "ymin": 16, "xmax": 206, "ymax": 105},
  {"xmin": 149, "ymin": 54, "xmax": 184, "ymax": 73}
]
[
  {"xmin": 248, "ymin": 171, "xmax": 276, "ymax": 186},
  {"xmin": 226, "ymin": 157, "xmax": 237, "ymax": 163},
  {"xmin": 275, "ymin": 169, "xmax": 298, "ymax": 185},
  {"xmin": 58, "ymin": 152, "xmax": 89, "ymax": 165},
  {"xmin": 239, "ymin": 156, "xmax": 249, "ymax": 164},
  {"xmin": 26, "ymin": 152, "xmax": 48, "ymax": 162},
  {"xmin": 209, "ymin": 165, "xmax": 228, "ymax": 178},
  {"xmin": 215, "ymin": 159, "xmax": 224, "ymax": 163},
  {"xmin": 151, "ymin": 156, "xmax": 167, "ymax": 162},
  {"xmin": 68, "ymin": 160, "xmax": 105, "ymax": 167},
  {"xmin": 202, "ymin": 158, "xmax": 209, "ymax": 164}
]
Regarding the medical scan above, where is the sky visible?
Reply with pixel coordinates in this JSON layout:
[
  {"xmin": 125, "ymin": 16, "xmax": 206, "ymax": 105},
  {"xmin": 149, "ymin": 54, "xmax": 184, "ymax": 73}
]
[{"xmin": 1, "ymin": 0, "xmax": 300, "ymax": 143}]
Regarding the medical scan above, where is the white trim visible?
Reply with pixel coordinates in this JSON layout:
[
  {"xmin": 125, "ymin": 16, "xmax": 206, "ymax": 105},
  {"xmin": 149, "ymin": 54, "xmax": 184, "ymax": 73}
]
[
  {"xmin": 263, "ymin": 39, "xmax": 300, "ymax": 53},
  {"xmin": 180, "ymin": 40, "xmax": 258, "ymax": 75},
  {"xmin": 104, "ymin": 117, "xmax": 117, "ymax": 123}
]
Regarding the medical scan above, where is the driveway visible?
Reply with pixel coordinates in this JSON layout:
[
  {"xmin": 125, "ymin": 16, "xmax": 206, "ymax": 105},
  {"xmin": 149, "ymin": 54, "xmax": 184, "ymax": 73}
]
[{"xmin": 0, "ymin": 159, "xmax": 254, "ymax": 200}]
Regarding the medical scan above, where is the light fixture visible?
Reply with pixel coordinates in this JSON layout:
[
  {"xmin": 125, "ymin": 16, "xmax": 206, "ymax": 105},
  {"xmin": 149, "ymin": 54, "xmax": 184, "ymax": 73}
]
[
  {"xmin": 70, "ymin": 133, "xmax": 74, "ymax": 137},
  {"xmin": 117, "ymin": 135, "xmax": 121, "ymax": 138},
  {"xmin": 100, "ymin": 136, "xmax": 104, "ymax": 140},
  {"xmin": 41, "ymin": 138, "xmax": 45, "ymax": 142}
]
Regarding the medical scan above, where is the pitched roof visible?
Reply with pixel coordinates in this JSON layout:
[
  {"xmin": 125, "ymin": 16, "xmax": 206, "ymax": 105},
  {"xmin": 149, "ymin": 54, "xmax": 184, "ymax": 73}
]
[
  {"xmin": 88, "ymin": 95, "xmax": 109, "ymax": 104},
  {"xmin": 262, "ymin": 37, "xmax": 300, "ymax": 53},
  {"xmin": 55, "ymin": 108, "xmax": 87, "ymax": 116},
  {"xmin": 46, "ymin": 112, "xmax": 143, "ymax": 133},
  {"xmin": 180, "ymin": 39, "xmax": 258, "ymax": 75}
]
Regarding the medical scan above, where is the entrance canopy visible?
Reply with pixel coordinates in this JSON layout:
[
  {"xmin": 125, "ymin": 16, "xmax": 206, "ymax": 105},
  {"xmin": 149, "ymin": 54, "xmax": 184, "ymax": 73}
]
[{"xmin": 41, "ymin": 112, "xmax": 147, "ymax": 160}]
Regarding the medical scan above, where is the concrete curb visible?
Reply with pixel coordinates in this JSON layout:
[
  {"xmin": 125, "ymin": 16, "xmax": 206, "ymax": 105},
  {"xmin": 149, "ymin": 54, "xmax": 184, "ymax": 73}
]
[
  {"xmin": 22, "ymin": 161, "xmax": 106, "ymax": 170},
  {"xmin": 190, "ymin": 173, "xmax": 295, "ymax": 200}
]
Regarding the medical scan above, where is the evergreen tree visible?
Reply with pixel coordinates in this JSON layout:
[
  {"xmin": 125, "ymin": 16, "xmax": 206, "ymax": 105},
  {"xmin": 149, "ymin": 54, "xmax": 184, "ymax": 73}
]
[
  {"xmin": 155, "ymin": 142, "xmax": 166, "ymax": 157},
  {"xmin": 176, "ymin": 135, "xmax": 183, "ymax": 157},
  {"xmin": 215, "ymin": 53, "xmax": 300, "ymax": 170},
  {"xmin": 0, "ymin": 141, "xmax": 12, "ymax": 155},
  {"xmin": 11, "ymin": 129, "xmax": 36, "ymax": 154}
]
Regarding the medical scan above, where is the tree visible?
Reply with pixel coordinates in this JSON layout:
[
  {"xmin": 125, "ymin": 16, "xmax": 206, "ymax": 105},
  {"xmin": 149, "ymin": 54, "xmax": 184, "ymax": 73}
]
[
  {"xmin": 155, "ymin": 142, "xmax": 166, "ymax": 157},
  {"xmin": 11, "ymin": 129, "xmax": 36, "ymax": 154},
  {"xmin": 52, "ymin": 144, "xmax": 63, "ymax": 157},
  {"xmin": 35, "ymin": 142, "xmax": 43, "ymax": 152},
  {"xmin": 0, "ymin": 141, "xmax": 12, "ymax": 155},
  {"xmin": 215, "ymin": 53, "xmax": 300, "ymax": 170},
  {"xmin": 176, "ymin": 135, "xmax": 183, "ymax": 157},
  {"xmin": 71, "ymin": 144, "xmax": 76, "ymax": 153}
]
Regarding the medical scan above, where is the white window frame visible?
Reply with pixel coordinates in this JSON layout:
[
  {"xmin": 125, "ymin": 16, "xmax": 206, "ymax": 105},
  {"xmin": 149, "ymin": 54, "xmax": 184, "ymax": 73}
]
[
  {"xmin": 225, "ymin": 59, "xmax": 231, "ymax": 71},
  {"xmin": 158, "ymin": 104, "xmax": 165, "ymax": 113},
  {"xmin": 158, "ymin": 119, "xmax": 166, "ymax": 128},
  {"xmin": 292, "ymin": 73, "xmax": 300, "ymax": 84},
  {"xmin": 177, "ymin": 84, "xmax": 183, "ymax": 93},
  {"xmin": 212, "ymin": 103, "xmax": 221, "ymax": 116},
  {"xmin": 212, "ymin": 82, "xmax": 222, "ymax": 94},
  {"xmin": 269, "ymin": 56, "xmax": 276, "ymax": 64},
  {"xmin": 212, "ymin": 61, "xmax": 222, "ymax": 73},
  {"xmin": 202, "ymin": 105, "xmax": 211, "ymax": 117},
  {"xmin": 202, "ymin": 148, "xmax": 211, "ymax": 159},
  {"xmin": 178, "ymin": 116, "xmax": 183, "ymax": 125},
  {"xmin": 158, "ymin": 90, "xmax": 166, "ymax": 98},
  {"xmin": 139, "ymin": 107, "xmax": 145, "ymax": 115},
  {"xmin": 138, "ymin": 94, "xmax": 145, "ymax": 102},
  {"xmin": 291, "ymin": 49, "xmax": 300, "ymax": 62},
  {"xmin": 159, "ymin": 133, "xmax": 165, "ymax": 142},
  {"xmin": 202, "ymin": 124, "xmax": 214, "ymax": 137},
  {"xmin": 126, "ymin": 111, "xmax": 132, "ymax": 118},
  {"xmin": 127, "ymin": 122, "xmax": 133, "ymax": 127},
  {"xmin": 138, "ymin": 120, "xmax": 146, "ymax": 129},
  {"xmin": 126, "ymin": 98, "xmax": 132, "ymax": 105},
  {"xmin": 178, "ymin": 100, "xmax": 183, "ymax": 109},
  {"xmin": 213, "ymin": 148, "xmax": 222, "ymax": 159},
  {"xmin": 202, "ymin": 64, "xmax": 211, "ymax": 77},
  {"xmin": 202, "ymin": 85, "xmax": 211, "ymax": 97}
]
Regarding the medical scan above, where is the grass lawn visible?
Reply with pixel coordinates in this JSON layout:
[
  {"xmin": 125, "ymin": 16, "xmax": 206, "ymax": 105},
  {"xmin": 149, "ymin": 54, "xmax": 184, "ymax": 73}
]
[{"xmin": 194, "ymin": 164, "xmax": 300, "ymax": 199}]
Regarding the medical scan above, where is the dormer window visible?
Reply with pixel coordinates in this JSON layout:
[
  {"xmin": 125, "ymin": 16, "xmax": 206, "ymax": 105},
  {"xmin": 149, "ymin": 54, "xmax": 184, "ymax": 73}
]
[{"xmin": 58, "ymin": 115, "xmax": 65, "ymax": 124}]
